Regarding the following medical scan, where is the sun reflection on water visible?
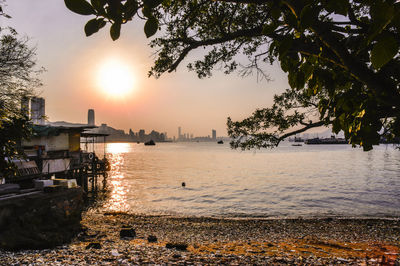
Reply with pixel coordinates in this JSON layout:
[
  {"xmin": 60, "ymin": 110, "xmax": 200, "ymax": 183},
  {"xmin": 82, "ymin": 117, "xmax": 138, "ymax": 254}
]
[
  {"xmin": 104, "ymin": 143, "xmax": 131, "ymax": 212},
  {"xmin": 106, "ymin": 142, "xmax": 131, "ymax": 154}
]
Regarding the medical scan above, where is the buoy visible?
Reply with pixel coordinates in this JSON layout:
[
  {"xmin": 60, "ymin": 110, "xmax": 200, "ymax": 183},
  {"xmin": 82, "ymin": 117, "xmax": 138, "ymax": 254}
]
[{"xmin": 182, "ymin": 182, "xmax": 186, "ymax": 187}]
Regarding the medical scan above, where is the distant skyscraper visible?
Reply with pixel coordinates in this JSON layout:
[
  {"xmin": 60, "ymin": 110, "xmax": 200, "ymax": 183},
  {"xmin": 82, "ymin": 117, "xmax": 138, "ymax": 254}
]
[
  {"xmin": 139, "ymin": 129, "xmax": 145, "ymax": 141},
  {"xmin": 88, "ymin": 109, "xmax": 95, "ymax": 126},
  {"xmin": 212, "ymin": 129, "xmax": 216, "ymax": 140},
  {"xmin": 31, "ymin": 97, "xmax": 45, "ymax": 125},
  {"xmin": 178, "ymin": 127, "xmax": 182, "ymax": 139}
]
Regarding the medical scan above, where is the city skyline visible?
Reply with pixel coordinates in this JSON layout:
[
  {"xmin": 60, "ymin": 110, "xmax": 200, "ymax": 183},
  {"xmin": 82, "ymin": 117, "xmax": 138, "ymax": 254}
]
[{"xmin": 2, "ymin": 0, "xmax": 289, "ymax": 139}]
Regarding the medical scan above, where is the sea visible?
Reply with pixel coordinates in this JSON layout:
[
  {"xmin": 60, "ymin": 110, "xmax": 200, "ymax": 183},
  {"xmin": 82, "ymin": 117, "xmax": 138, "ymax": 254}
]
[{"xmin": 94, "ymin": 141, "xmax": 400, "ymax": 218}]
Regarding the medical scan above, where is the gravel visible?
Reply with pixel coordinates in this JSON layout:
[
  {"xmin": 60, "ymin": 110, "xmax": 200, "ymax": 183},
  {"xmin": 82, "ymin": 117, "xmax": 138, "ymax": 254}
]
[{"xmin": 1, "ymin": 209, "xmax": 399, "ymax": 265}]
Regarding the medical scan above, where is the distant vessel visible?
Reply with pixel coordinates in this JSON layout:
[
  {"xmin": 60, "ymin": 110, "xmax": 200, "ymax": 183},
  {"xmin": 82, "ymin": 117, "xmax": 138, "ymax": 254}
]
[
  {"xmin": 217, "ymin": 140, "xmax": 224, "ymax": 144},
  {"xmin": 305, "ymin": 136, "xmax": 347, "ymax": 145},
  {"xmin": 292, "ymin": 144, "xmax": 302, "ymax": 146},
  {"xmin": 294, "ymin": 137, "xmax": 304, "ymax": 142},
  {"xmin": 144, "ymin": 140, "xmax": 156, "ymax": 146},
  {"xmin": 288, "ymin": 136, "xmax": 304, "ymax": 142}
]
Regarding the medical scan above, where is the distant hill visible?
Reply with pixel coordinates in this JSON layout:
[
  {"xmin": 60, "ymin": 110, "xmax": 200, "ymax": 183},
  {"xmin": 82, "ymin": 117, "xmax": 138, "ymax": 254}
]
[{"xmin": 48, "ymin": 121, "xmax": 89, "ymax": 127}]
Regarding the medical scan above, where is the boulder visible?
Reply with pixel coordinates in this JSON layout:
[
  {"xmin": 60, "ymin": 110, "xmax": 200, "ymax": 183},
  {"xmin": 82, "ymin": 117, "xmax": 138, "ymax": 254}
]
[
  {"xmin": 147, "ymin": 235, "xmax": 158, "ymax": 243},
  {"xmin": 166, "ymin": 242, "xmax": 188, "ymax": 251},
  {"xmin": 86, "ymin": 242, "xmax": 102, "ymax": 249},
  {"xmin": 120, "ymin": 227, "xmax": 136, "ymax": 238}
]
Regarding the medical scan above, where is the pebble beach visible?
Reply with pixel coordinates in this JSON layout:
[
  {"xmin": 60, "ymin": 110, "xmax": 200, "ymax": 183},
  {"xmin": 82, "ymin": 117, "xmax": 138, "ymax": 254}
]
[{"xmin": 1, "ymin": 209, "xmax": 399, "ymax": 265}]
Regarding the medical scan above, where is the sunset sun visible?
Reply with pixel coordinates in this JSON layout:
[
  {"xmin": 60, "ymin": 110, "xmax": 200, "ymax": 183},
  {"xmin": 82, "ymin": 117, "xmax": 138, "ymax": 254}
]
[{"xmin": 96, "ymin": 58, "xmax": 136, "ymax": 98}]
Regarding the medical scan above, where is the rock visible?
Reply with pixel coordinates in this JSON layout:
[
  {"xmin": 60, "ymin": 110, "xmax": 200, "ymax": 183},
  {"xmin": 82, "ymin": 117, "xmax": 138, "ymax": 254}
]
[
  {"xmin": 166, "ymin": 242, "xmax": 188, "ymax": 251},
  {"xmin": 147, "ymin": 235, "xmax": 158, "ymax": 243},
  {"xmin": 336, "ymin": 257, "xmax": 349, "ymax": 262},
  {"xmin": 111, "ymin": 249, "xmax": 120, "ymax": 256},
  {"xmin": 120, "ymin": 227, "xmax": 136, "ymax": 238},
  {"xmin": 43, "ymin": 185, "xmax": 65, "ymax": 193},
  {"xmin": 85, "ymin": 242, "xmax": 102, "ymax": 249}
]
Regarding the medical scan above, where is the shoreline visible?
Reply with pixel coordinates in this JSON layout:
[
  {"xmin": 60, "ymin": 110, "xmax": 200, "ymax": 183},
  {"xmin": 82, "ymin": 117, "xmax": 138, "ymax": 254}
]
[
  {"xmin": 1, "ymin": 209, "xmax": 399, "ymax": 265},
  {"xmin": 103, "ymin": 211, "xmax": 400, "ymax": 221}
]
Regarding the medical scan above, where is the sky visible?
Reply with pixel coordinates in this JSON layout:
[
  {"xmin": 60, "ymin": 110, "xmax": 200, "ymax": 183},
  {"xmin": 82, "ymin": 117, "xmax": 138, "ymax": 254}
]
[{"xmin": 2, "ymin": 0, "xmax": 290, "ymax": 138}]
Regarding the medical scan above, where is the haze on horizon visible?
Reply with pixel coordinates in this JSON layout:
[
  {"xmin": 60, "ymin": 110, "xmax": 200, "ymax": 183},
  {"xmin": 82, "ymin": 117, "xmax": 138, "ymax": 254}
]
[{"xmin": 2, "ymin": 0, "xmax": 291, "ymax": 138}]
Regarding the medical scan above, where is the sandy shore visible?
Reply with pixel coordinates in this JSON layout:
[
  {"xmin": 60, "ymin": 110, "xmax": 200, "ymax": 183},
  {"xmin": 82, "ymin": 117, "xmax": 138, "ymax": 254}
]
[{"xmin": 1, "ymin": 209, "xmax": 399, "ymax": 265}]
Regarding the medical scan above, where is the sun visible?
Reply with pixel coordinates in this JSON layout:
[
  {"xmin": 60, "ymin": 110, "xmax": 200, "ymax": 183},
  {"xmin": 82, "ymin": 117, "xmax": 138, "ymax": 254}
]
[{"xmin": 96, "ymin": 58, "xmax": 136, "ymax": 98}]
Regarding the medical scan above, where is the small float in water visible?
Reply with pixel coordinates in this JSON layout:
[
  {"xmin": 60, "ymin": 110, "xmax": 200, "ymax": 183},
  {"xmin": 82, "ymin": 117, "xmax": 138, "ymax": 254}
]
[{"xmin": 217, "ymin": 140, "xmax": 224, "ymax": 144}]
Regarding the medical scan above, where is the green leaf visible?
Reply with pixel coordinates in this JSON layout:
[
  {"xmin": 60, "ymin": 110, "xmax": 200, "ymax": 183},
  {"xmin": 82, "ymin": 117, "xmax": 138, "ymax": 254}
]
[
  {"xmin": 371, "ymin": 34, "xmax": 399, "ymax": 69},
  {"xmin": 124, "ymin": 0, "xmax": 139, "ymax": 19},
  {"xmin": 262, "ymin": 23, "xmax": 277, "ymax": 35},
  {"xmin": 84, "ymin": 18, "xmax": 103, "ymax": 36},
  {"xmin": 288, "ymin": 72, "xmax": 298, "ymax": 89},
  {"xmin": 144, "ymin": 17, "xmax": 158, "ymax": 38},
  {"xmin": 64, "ymin": 0, "xmax": 95, "ymax": 15},
  {"xmin": 107, "ymin": 1, "xmax": 123, "ymax": 23},
  {"xmin": 270, "ymin": 5, "xmax": 281, "ymax": 20},
  {"xmin": 324, "ymin": 0, "xmax": 348, "ymax": 16},
  {"xmin": 110, "ymin": 23, "xmax": 121, "ymax": 41},
  {"xmin": 144, "ymin": 0, "xmax": 163, "ymax": 9},
  {"xmin": 142, "ymin": 7, "xmax": 152, "ymax": 18},
  {"xmin": 283, "ymin": 12, "xmax": 297, "ymax": 28},
  {"xmin": 278, "ymin": 37, "xmax": 293, "ymax": 56},
  {"xmin": 368, "ymin": 2, "xmax": 395, "ymax": 43},
  {"xmin": 300, "ymin": 5, "xmax": 316, "ymax": 29},
  {"xmin": 91, "ymin": 0, "xmax": 105, "ymax": 15}
]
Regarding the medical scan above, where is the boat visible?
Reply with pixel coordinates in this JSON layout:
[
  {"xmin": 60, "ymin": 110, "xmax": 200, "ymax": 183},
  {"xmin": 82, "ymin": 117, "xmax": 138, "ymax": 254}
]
[
  {"xmin": 292, "ymin": 144, "xmax": 302, "ymax": 146},
  {"xmin": 217, "ymin": 140, "xmax": 224, "ymax": 144},
  {"xmin": 144, "ymin": 140, "xmax": 156, "ymax": 146},
  {"xmin": 305, "ymin": 136, "xmax": 347, "ymax": 145}
]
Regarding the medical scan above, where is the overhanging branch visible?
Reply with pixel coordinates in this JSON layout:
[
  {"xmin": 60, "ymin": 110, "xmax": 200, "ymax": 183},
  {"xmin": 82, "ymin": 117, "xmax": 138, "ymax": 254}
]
[{"xmin": 276, "ymin": 120, "xmax": 329, "ymax": 145}]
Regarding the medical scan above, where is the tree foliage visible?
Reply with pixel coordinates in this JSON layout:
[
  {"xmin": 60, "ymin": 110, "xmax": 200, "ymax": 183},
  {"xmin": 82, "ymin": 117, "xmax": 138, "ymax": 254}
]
[
  {"xmin": 65, "ymin": 0, "xmax": 400, "ymax": 151},
  {"xmin": 0, "ymin": 7, "xmax": 42, "ymax": 178}
]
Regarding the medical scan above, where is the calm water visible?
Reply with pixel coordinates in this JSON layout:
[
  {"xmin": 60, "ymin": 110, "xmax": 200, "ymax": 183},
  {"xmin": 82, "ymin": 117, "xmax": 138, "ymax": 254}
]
[{"xmin": 99, "ymin": 142, "xmax": 400, "ymax": 218}]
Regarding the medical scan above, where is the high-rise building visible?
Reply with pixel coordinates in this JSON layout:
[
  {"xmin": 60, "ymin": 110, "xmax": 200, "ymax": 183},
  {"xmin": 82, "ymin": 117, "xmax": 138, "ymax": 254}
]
[
  {"xmin": 88, "ymin": 109, "xmax": 95, "ymax": 126},
  {"xmin": 178, "ymin": 127, "xmax": 182, "ymax": 139},
  {"xmin": 139, "ymin": 129, "xmax": 145, "ymax": 140},
  {"xmin": 31, "ymin": 97, "xmax": 45, "ymax": 125},
  {"xmin": 212, "ymin": 129, "xmax": 216, "ymax": 140}
]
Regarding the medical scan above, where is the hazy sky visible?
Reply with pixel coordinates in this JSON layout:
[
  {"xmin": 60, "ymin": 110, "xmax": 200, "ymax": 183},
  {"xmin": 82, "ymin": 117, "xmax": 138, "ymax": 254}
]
[{"xmin": 2, "ymin": 0, "xmax": 290, "ymax": 138}]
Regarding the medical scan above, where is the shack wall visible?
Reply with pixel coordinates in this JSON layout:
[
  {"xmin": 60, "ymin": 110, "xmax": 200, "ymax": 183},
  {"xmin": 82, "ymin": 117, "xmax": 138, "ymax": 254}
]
[
  {"xmin": 42, "ymin": 158, "xmax": 71, "ymax": 174},
  {"xmin": 23, "ymin": 133, "xmax": 69, "ymax": 151}
]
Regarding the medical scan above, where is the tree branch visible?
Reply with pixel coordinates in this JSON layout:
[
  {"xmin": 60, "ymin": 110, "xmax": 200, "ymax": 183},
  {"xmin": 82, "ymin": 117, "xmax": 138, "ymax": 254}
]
[{"xmin": 276, "ymin": 120, "xmax": 329, "ymax": 145}]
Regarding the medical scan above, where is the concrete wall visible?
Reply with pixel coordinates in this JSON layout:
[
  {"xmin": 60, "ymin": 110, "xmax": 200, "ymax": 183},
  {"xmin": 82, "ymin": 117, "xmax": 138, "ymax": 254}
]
[{"xmin": 0, "ymin": 188, "xmax": 83, "ymax": 250}]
